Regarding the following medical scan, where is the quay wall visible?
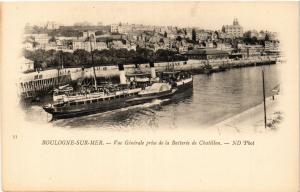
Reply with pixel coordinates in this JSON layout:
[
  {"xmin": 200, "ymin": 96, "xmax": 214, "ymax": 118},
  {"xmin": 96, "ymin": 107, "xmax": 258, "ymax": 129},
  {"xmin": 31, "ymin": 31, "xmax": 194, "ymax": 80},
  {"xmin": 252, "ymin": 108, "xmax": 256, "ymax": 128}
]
[
  {"xmin": 18, "ymin": 56, "xmax": 278, "ymax": 98},
  {"xmin": 79, "ymin": 55, "xmax": 277, "ymax": 78}
]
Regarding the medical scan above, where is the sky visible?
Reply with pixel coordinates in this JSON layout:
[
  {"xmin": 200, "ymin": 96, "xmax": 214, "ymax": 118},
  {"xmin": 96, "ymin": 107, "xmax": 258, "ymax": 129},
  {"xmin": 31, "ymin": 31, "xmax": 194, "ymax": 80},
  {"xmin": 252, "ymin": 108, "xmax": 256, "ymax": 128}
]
[{"xmin": 2, "ymin": 2, "xmax": 298, "ymax": 32}]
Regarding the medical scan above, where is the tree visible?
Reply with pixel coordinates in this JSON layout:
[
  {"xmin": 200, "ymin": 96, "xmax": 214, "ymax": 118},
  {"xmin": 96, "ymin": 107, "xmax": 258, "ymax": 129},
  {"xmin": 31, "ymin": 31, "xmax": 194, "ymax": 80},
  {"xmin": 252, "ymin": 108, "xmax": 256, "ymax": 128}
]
[
  {"xmin": 136, "ymin": 47, "xmax": 153, "ymax": 63},
  {"xmin": 73, "ymin": 49, "xmax": 90, "ymax": 67},
  {"xmin": 44, "ymin": 49, "xmax": 56, "ymax": 67},
  {"xmin": 32, "ymin": 41, "xmax": 39, "ymax": 48},
  {"xmin": 41, "ymin": 61, "xmax": 48, "ymax": 69},
  {"xmin": 251, "ymin": 37, "xmax": 258, "ymax": 44},
  {"xmin": 265, "ymin": 34, "xmax": 270, "ymax": 41},
  {"xmin": 24, "ymin": 45, "xmax": 189, "ymax": 70},
  {"xmin": 215, "ymin": 31, "xmax": 219, "ymax": 39},
  {"xmin": 28, "ymin": 49, "xmax": 47, "ymax": 69},
  {"xmin": 243, "ymin": 31, "xmax": 251, "ymax": 39},
  {"xmin": 213, "ymin": 41, "xmax": 217, "ymax": 48},
  {"xmin": 164, "ymin": 31, "xmax": 168, "ymax": 38},
  {"xmin": 192, "ymin": 29, "xmax": 197, "ymax": 42},
  {"xmin": 63, "ymin": 39, "xmax": 73, "ymax": 47},
  {"xmin": 176, "ymin": 36, "xmax": 182, "ymax": 41}
]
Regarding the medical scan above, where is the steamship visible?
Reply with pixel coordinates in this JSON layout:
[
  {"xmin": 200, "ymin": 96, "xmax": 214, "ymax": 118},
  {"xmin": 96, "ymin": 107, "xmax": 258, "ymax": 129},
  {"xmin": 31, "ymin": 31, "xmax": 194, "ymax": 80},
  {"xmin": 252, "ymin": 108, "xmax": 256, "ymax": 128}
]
[
  {"xmin": 43, "ymin": 62, "xmax": 193, "ymax": 120},
  {"xmin": 42, "ymin": 33, "xmax": 192, "ymax": 119}
]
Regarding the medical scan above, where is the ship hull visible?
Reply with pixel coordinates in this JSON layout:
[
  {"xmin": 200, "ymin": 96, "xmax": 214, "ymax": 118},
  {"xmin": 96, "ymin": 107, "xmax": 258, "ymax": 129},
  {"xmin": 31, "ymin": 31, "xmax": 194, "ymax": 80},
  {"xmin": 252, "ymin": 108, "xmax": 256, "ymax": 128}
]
[
  {"xmin": 45, "ymin": 101, "xmax": 129, "ymax": 119},
  {"xmin": 45, "ymin": 91, "xmax": 178, "ymax": 120},
  {"xmin": 44, "ymin": 96, "xmax": 135, "ymax": 120}
]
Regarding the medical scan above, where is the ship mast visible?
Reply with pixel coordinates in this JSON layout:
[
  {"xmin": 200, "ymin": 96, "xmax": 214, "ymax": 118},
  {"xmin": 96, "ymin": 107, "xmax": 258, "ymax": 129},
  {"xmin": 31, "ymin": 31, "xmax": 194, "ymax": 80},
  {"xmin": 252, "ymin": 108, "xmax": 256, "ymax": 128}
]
[
  {"xmin": 57, "ymin": 51, "xmax": 64, "ymax": 88},
  {"xmin": 88, "ymin": 32, "xmax": 97, "ymax": 90}
]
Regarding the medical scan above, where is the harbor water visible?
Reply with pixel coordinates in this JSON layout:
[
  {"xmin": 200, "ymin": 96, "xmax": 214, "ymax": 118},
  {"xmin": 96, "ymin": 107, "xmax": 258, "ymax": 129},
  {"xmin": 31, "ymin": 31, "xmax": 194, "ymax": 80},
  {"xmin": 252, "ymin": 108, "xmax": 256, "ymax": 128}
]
[{"xmin": 23, "ymin": 64, "xmax": 280, "ymax": 131}]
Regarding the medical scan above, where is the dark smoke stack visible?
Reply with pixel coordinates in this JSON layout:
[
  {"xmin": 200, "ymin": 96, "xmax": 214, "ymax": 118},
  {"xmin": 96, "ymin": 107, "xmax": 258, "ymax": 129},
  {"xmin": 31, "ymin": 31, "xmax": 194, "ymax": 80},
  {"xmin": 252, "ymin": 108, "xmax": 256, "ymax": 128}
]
[
  {"xmin": 118, "ymin": 63, "xmax": 126, "ymax": 84},
  {"xmin": 150, "ymin": 61, "xmax": 156, "ymax": 78},
  {"xmin": 118, "ymin": 63, "xmax": 124, "ymax": 71}
]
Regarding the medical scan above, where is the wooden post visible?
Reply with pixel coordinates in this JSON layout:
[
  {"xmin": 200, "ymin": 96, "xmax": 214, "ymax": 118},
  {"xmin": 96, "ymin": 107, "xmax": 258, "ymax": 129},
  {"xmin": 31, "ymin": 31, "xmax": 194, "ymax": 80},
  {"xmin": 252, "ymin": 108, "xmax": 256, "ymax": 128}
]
[{"xmin": 262, "ymin": 70, "xmax": 267, "ymax": 128}]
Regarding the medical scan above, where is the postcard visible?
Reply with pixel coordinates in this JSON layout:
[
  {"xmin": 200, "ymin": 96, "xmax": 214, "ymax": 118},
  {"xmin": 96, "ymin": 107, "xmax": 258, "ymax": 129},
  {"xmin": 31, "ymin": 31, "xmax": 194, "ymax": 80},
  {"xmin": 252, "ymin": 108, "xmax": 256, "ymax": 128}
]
[{"xmin": 1, "ymin": 2, "xmax": 299, "ymax": 191}]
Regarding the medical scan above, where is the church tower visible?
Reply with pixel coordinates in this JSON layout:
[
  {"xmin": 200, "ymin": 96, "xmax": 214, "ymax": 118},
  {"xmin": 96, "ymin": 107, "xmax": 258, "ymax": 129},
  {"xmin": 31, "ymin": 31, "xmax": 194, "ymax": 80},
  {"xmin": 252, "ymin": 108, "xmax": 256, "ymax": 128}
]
[{"xmin": 233, "ymin": 18, "xmax": 239, "ymax": 25}]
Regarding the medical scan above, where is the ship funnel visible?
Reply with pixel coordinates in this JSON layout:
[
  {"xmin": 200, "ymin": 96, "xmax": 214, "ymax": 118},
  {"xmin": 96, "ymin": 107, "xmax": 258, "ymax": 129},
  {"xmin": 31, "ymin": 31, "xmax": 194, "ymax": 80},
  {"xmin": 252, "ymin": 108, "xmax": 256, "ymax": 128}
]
[
  {"xmin": 150, "ymin": 61, "xmax": 156, "ymax": 79},
  {"xmin": 118, "ymin": 64, "xmax": 126, "ymax": 84}
]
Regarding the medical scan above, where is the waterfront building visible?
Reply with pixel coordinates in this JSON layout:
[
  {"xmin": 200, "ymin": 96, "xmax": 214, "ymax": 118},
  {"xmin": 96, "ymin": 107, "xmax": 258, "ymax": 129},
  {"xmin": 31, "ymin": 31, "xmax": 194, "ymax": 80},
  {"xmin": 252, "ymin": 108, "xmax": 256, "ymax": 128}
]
[
  {"xmin": 216, "ymin": 43, "xmax": 233, "ymax": 51},
  {"xmin": 241, "ymin": 45, "xmax": 264, "ymax": 57},
  {"xmin": 264, "ymin": 41, "xmax": 279, "ymax": 52},
  {"xmin": 222, "ymin": 18, "xmax": 243, "ymax": 38},
  {"xmin": 184, "ymin": 48, "xmax": 229, "ymax": 60}
]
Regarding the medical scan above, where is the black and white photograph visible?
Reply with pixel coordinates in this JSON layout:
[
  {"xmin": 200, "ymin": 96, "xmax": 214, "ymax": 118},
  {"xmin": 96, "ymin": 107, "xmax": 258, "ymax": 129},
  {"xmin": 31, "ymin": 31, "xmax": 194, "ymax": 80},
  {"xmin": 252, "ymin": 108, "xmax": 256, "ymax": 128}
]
[
  {"xmin": 1, "ymin": 2, "xmax": 299, "ymax": 191},
  {"xmin": 18, "ymin": 5, "xmax": 282, "ymax": 132}
]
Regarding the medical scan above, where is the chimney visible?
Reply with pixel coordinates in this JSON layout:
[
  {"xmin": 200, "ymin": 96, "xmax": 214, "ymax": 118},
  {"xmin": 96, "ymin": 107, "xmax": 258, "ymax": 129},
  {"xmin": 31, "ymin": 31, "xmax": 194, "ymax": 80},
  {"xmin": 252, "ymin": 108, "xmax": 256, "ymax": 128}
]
[
  {"xmin": 149, "ymin": 61, "xmax": 156, "ymax": 79},
  {"xmin": 118, "ymin": 64, "xmax": 126, "ymax": 84}
]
